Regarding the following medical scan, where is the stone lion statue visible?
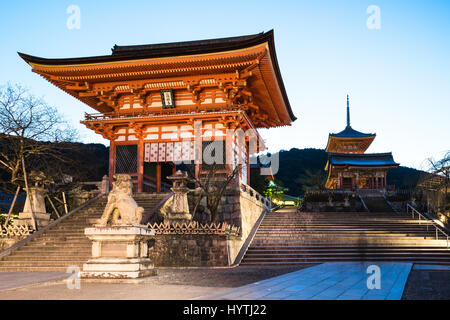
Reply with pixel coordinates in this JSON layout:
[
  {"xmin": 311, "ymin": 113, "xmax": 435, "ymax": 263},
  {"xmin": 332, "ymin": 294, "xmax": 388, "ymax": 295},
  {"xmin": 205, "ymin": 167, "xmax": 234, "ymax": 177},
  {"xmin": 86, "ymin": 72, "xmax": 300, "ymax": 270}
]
[{"xmin": 97, "ymin": 174, "xmax": 144, "ymax": 226}]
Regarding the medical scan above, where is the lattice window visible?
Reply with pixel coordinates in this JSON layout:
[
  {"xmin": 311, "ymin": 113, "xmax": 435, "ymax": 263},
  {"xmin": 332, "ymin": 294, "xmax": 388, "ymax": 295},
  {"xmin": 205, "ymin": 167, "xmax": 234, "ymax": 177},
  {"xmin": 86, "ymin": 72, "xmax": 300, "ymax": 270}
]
[{"xmin": 115, "ymin": 145, "xmax": 137, "ymax": 173}]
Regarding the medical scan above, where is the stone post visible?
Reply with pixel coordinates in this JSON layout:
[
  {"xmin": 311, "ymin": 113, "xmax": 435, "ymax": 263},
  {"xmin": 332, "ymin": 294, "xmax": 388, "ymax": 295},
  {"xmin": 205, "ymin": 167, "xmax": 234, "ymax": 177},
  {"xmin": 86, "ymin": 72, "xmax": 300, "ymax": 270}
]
[
  {"xmin": 165, "ymin": 170, "xmax": 192, "ymax": 224},
  {"xmin": 100, "ymin": 175, "xmax": 109, "ymax": 194},
  {"xmin": 15, "ymin": 187, "xmax": 51, "ymax": 229},
  {"xmin": 344, "ymin": 195, "xmax": 350, "ymax": 207}
]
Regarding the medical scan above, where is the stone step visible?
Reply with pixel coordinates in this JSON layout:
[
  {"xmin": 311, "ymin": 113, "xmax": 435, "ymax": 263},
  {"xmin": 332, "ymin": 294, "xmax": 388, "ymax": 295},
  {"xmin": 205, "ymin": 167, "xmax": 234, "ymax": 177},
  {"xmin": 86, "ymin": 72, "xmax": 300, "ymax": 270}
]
[
  {"xmin": 260, "ymin": 221, "xmax": 419, "ymax": 224},
  {"xmin": 2, "ymin": 255, "xmax": 91, "ymax": 261},
  {"xmin": 244, "ymin": 252, "xmax": 450, "ymax": 258},
  {"xmin": 30, "ymin": 237, "xmax": 90, "ymax": 242},
  {"xmin": 10, "ymin": 249, "xmax": 91, "ymax": 256},
  {"xmin": 249, "ymin": 242, "xmax": 448, "ymax": 247},
  {"xmin": 240, "ymin": 258, "xmax": 450, "ymax": 266},
  {"xmin": 0, "ymin": 266, "xmax": 78, "ymax": 272},
  {"xmin": 28, "ymin": 243, "xmax": 91, "ymax": 248},
  {"xmin": 0, "ymin": 260, "xmax": 88, "ymax": 267},
  {"xmin": 255, "ymin": 229, "xmax": 435, "ymax": 234},
  {"xmin": 253, "ymin": 234, "xmax": 437, "ymax": 239},
  {"xmin": 42, "ymin": 231, "xmax": 88, "ymax": 235},
  {"xmin": 247, "ymin": 246, "xmax": 450, "ymax": 251},
  {"xmin": 13, "ymin": 244, "xmax": 92, "ymax": 250},
  {"xmin": 251, "ymin": 240, "xmax": 447, "ymax": 246}
]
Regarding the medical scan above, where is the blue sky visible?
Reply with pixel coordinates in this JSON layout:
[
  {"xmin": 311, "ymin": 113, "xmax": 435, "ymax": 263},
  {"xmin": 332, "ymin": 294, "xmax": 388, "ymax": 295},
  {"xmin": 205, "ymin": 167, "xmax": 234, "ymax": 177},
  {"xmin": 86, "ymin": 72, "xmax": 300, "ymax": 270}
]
[{"xmin": 0, "ymin": 0, "xmax": 448, "ymax": 170}]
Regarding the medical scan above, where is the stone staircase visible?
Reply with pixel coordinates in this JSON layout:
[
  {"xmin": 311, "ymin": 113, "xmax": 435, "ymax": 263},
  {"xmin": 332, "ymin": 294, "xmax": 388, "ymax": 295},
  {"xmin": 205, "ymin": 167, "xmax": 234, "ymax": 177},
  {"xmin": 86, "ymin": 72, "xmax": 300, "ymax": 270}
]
[
  {"xmin": 361, "ymin": 194, "xmax": 394, "ymax": 213},
  {"xmin": 241, "ymin": 208, "xmax": 450, "ymax": 266},
  {"xmin": 0, "ymin": 192, "xmax": 169, "ymax": 272}
]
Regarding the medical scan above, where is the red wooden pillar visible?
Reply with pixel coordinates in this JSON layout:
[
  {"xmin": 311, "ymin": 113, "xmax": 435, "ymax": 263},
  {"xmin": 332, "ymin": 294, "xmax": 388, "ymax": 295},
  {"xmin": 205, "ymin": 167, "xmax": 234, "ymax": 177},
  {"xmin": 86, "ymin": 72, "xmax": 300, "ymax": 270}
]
[
  {"xmin": 137, "ymin": 140, "xmax": 144, "ymax": 192},
  {"xmin": 156, "ymin": 162, "xmax": 161, "ymax": 192},
  {"xmin": 225, "ymin": 126, "xmax": 234, "ymax": 176},
  {"xmin": 246, "ymin": 141, "xmax": 250, "ymax": 185},
  {"xmin": 109, "ymin": 140, "xmax": 116, "ymax": 188},
  {"xmin": 194, "ymin": 120, "xmax": 202, "ymax": 182},
  {"xmin": 171, "ymin": 162, "xmax": 176, "ymax": 175}
]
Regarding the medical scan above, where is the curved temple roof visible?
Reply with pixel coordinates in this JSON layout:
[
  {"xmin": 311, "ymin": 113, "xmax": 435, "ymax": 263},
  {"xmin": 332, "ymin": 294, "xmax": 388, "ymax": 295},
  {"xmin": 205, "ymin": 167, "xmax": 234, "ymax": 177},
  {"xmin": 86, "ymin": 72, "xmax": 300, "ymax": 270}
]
[
  {"xmin": 325, "ymin": 152, "xmax": 399, "ymax": 171},
  {"xmin": 329, "ymin": 127, "xmax": 375, "ymax": 138},
  {"xmin": 18, "ymin": 30, "xmax": 296, "ymax": 126}
]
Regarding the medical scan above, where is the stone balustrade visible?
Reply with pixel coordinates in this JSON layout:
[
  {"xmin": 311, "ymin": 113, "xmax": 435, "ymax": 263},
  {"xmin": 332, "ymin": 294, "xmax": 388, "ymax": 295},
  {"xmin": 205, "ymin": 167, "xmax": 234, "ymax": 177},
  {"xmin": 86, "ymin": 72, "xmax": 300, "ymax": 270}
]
[{"xmin": 239, "ymin": 182, "xmax": 271, "ymax": 210}]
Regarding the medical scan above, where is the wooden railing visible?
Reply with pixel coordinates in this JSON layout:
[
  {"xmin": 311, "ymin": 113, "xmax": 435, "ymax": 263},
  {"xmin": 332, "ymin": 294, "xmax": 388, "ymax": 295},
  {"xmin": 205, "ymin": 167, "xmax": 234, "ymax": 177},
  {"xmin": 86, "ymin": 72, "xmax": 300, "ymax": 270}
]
[{"xmin": 83, "ymin": 105, "xmax": 243, "ymax": 121}]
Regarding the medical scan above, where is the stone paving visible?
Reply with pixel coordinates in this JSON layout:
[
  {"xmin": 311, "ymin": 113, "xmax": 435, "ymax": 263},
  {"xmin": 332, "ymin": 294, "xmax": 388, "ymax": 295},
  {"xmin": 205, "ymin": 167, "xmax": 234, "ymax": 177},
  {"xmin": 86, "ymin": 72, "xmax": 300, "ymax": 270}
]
[
  {"xmin": 413, "ymin": 264, "xmax": 450, "ymax": 271},
  {"xmin": 201, "ymin": 262, "xmax": 413, "ymax": 300},
  {"xmin": 0, "ymin": 272, "xmax": 69, "ymax": 291}
]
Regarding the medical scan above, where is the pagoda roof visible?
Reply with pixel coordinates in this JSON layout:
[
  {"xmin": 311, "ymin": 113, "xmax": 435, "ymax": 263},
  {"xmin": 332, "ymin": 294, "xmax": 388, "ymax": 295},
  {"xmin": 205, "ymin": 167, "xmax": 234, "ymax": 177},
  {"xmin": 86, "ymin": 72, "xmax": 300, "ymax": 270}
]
[
  {"xmin": 325, "ymin": 152, "xmax": 399, "ymax": 171},
  {"xmin": 325, "ymin": 95, "xmax": 376, "ymax": 153},
  {"xmin": 329, "ymin": 126, "xmax": 375, "ymax": 138}
]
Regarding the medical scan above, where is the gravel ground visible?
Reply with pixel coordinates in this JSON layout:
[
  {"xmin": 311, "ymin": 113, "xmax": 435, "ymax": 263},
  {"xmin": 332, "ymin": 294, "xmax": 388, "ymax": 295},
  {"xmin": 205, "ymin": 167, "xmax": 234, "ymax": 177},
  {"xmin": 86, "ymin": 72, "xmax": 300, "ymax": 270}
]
[
  {"xmin": 402, "ymin": 270, "xmax": 450, "ymax": 300},
  {"xmin": 150, "ymin": 265, "xmax": 315, "ymax": 287}
]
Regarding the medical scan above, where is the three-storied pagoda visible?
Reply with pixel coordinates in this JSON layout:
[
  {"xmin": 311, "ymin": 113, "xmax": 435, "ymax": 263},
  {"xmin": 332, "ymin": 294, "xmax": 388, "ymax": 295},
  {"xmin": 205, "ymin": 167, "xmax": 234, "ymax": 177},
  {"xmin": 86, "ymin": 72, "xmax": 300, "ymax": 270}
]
[
  {"xmin": 324, "ymin": 96, "xmax": 399, "ymax": 190},
  {"xmin": 19, "ymin": 31, "xmax": 296, "ymax": 192}
]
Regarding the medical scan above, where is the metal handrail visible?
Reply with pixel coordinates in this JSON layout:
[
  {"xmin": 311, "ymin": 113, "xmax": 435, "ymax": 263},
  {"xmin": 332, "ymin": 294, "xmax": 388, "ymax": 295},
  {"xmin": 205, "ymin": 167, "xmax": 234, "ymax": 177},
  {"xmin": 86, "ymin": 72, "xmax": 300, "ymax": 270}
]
[
  {"xmin": 357, "ymin": 194, "xmax": 370, "ymax": 213},
  {"xmin": 407, "ymin": 203, "xmax": 449, "ymax": 248}
]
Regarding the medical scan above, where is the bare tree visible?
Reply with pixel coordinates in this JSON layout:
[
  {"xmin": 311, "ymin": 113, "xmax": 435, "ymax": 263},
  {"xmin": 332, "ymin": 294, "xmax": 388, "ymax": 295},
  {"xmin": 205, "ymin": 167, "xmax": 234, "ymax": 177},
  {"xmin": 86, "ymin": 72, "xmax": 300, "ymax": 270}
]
[
  {"xmin": 186, "ymin": 164, "xmax": 240, "ymax": 223},
  {"xmin": 0, "ymin": 83, "xmax": 78, "ymax": 226},
  {"xmin": 0, "ymin": 84, "xmax": 77, "ymax": 186},
  {"xmin": 426, "ymin": 151, "xmax": 450, "ymax": 210},
  {"xmin": 417, "ymin": 151, "xmax": 450, "ymax": 213}
]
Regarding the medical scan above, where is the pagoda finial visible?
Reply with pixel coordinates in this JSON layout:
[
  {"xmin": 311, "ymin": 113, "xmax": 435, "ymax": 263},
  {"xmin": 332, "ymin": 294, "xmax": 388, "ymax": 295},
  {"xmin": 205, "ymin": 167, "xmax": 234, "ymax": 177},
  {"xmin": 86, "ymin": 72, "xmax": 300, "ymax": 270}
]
[{"xmin": 346, "ymin": 94, "xmax": 351, "ymax": 129}]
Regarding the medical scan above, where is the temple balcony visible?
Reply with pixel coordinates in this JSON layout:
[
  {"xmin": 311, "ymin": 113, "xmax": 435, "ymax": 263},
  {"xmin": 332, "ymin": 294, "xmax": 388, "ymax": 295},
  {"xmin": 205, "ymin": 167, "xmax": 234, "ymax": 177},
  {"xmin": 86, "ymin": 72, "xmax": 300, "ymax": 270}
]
[{"xmin": 83, "ymin": 105, "xmax": 244, "ymax": 122}]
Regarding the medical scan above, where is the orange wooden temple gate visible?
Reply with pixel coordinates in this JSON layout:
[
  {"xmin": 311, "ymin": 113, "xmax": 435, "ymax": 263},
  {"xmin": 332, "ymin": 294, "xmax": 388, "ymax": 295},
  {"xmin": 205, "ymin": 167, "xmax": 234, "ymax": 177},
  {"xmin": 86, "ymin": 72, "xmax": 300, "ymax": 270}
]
[{"xmin": 20, "ymin": 31, "xmax": 296, "ymax": 192}]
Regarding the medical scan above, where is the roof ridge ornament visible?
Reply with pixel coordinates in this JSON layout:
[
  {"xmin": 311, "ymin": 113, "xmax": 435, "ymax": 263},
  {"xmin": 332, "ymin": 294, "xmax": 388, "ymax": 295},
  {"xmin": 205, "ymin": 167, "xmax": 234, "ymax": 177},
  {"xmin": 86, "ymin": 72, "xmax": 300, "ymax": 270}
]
[{"xmin": 346, "ymin": 94, "xmax": 351, "ymax": 129}]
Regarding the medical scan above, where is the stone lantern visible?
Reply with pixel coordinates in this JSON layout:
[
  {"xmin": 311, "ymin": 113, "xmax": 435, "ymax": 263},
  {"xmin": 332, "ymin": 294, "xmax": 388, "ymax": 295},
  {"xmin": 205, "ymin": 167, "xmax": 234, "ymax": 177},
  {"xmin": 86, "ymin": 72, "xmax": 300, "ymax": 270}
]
[
  {"xmin": 15, "ymin": 186, "xmax": 51, "ymax": 229},
  {"xmin": 165, "ymin": 170, "xmax": 193, "ymax": 224}
]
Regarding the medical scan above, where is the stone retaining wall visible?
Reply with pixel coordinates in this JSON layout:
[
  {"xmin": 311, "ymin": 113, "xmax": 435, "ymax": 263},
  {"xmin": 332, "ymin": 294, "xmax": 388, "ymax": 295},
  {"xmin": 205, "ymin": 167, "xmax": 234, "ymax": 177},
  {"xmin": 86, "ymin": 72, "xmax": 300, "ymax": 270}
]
[
  {"xmin": 0, "ymin": 238, "xmax": 23, "ymax": 251},
  {"xmin": 148, "ymin": 234, "xmax": 239, "ymax": 267},
  {"xmin": 149, "ymin": 184, "xmax": 268, "ymax": 267}
]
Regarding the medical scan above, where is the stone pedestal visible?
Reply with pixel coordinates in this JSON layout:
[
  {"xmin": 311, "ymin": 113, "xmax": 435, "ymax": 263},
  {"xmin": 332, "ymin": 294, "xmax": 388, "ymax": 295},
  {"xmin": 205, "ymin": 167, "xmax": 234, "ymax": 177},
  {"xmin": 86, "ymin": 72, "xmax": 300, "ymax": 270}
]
[
  {"xmin": 15, "ymin": 187, "xmax": 51, "ymax": 229},
  {"xmin": 81, "ymin": 225, "xmax": 156, "ymax": 279}
]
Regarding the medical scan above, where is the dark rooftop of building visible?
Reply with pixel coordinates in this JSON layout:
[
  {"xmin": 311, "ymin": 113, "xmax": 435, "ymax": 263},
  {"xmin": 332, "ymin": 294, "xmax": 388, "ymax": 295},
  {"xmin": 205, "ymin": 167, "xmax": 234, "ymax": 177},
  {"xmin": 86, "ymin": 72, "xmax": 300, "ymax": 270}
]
[{"xmin": 328, "ymin": 152, "xmax": 399, "ymax": 167}]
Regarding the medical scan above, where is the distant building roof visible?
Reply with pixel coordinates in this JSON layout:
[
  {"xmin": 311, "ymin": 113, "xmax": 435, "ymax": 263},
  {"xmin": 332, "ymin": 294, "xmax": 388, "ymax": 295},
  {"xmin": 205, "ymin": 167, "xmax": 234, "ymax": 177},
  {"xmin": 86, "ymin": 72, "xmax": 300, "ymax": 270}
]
[{"xmin": 326, "ymin": 152, "xmax": 399, "ymax": 169}]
